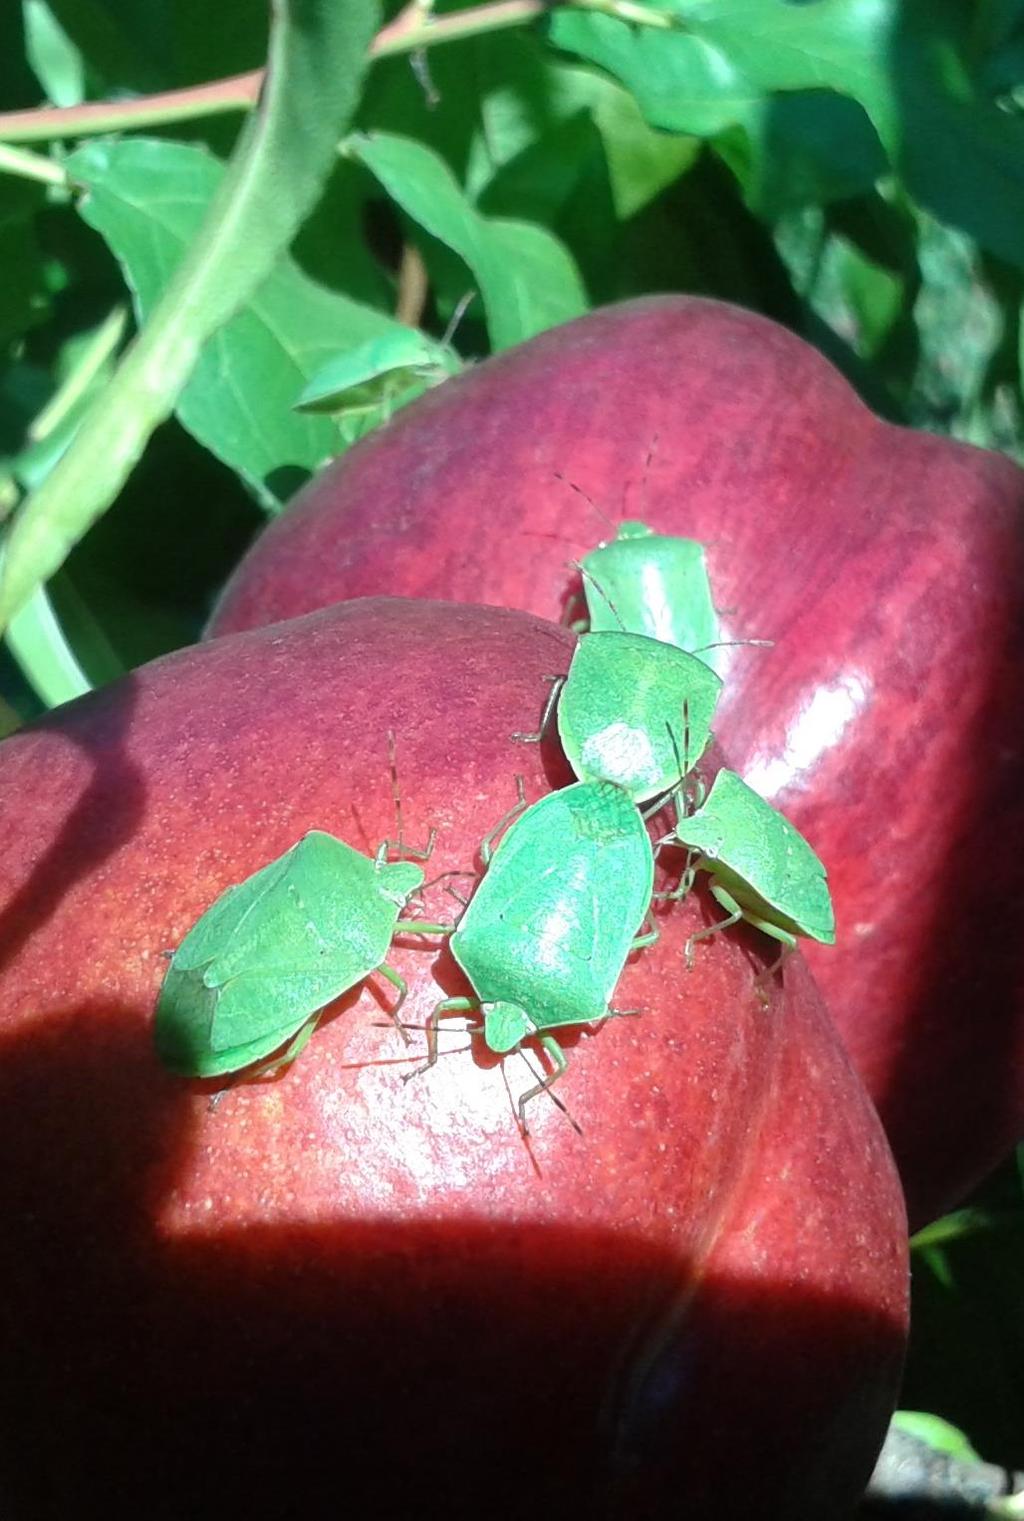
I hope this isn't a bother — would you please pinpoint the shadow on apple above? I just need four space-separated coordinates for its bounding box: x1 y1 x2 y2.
0 1002 903 1520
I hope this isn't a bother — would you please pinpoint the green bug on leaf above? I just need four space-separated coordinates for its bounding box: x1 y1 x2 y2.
408 779 656 1131
665 766 835 960
294 327 463 421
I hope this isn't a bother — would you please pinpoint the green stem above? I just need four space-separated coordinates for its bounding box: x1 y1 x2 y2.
0 140 68 187
0 307 130 703
29 305 128 444
5 584 92 707
0 0 675 145
376 0 551 55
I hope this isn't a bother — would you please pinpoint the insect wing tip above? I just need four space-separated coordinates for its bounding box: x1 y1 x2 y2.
155 964 220 1075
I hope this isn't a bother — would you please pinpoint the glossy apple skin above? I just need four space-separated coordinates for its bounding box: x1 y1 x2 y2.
208 296 1024 1228
0 600 905 1518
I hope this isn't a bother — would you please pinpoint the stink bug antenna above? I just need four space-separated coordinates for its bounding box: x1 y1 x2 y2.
669 705 693 815
441 289 476 348
554 471 618 537
355 1038 474 1063
669 705 689 791
691 637 774 657
670 708 703 883
574 558 627 633
385 731 435 863
670 703 706 814
642 705 691 823
650 710 702 899
631 431 659 520
387 730 405 857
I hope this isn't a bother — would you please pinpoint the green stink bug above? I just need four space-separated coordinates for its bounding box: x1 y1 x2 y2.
294 327 463 420
580 520 720 664
517 631 722 807
556 447 722 668
667 767 835 956
155 829 449 1079
409 780 656 1130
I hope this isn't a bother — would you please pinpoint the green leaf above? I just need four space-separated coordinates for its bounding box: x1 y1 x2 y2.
457 34 692 301
460 32 696 219
23 0 86 106
68 138 404 509
718 93 885 218
364 33 657 315
911 1205 1007 1251
25 0 170 96
349 130 587 349
775 190 921 411
548 1 899 140
10 306 128 494
0 0 380 628
484 215 589 341
572 66 698 219
897 73 1024 277
549 0 1024 273
477 109 605 227
548 14 740 138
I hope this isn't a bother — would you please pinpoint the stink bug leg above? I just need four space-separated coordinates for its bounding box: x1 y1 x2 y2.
513 1034 569 1135
511 676 565 746
403 995 480 1084
377 729 437 865
652 708 702 908
478 777 529 865
630 910 659 954
683 893 745 970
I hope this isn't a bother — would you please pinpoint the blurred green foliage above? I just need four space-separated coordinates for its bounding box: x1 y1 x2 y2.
2 0 1024 1481
4 0 1024 697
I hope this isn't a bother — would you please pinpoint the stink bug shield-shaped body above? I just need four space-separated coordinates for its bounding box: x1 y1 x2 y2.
671 768 835 950
416 781 656 1127
156 831 436 1078
550 631 722 806
294 330 462 417
580 520 721 666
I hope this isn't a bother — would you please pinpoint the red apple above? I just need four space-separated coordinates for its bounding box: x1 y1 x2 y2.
0 599 905 1518
207 296 1024 1228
